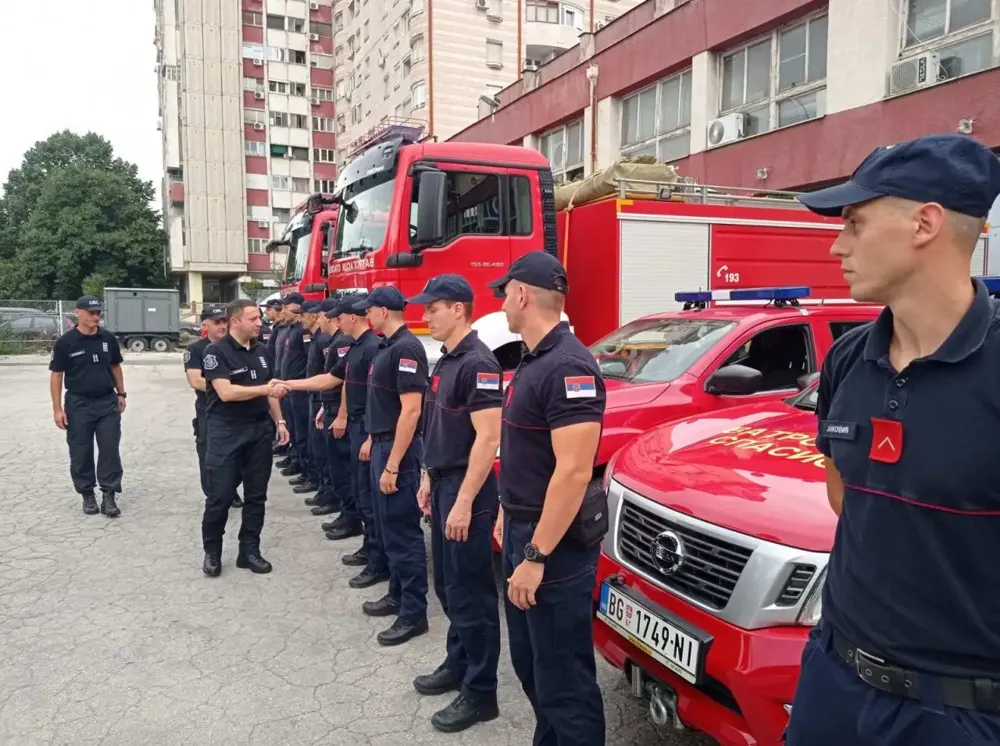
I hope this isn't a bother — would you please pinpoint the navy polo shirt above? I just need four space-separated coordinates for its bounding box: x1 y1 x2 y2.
183 337 211 412
321 330 352 407
203 334 274 423
49 328 124 398
500 322 605 513
331 329 381 421
307 329 331 378
365 326 429 436
280 322 309 380
257 322 272 345
424 331 503 471
817 277 1000 679
270 323 288 374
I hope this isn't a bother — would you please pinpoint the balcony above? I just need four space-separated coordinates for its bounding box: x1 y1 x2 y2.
524 0 583 60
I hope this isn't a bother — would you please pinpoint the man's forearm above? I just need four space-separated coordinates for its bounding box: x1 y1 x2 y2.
457 434 500 504
387 410 420 468
111 364 125 393
531 466 591 555
286 373 341 392
336 393 348 420
50 373 63 411
268 397 284 424
216 383 270 402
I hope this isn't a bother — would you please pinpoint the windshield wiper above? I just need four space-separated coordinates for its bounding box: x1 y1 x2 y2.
342 242 373 256
600 372 630 381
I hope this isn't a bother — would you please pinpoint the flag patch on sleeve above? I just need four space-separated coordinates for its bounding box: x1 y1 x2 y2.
564 376 597 398
476 372 501 390
399 358 418 374
337 346 350 357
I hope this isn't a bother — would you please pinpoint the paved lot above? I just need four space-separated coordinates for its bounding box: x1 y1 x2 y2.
0 354 713 746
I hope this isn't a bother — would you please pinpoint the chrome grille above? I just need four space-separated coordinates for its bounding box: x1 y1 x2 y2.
617 500 754 609
776 564 816 606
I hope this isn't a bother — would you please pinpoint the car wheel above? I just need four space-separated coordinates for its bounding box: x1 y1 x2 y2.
151 337 170 352
126 337 148 353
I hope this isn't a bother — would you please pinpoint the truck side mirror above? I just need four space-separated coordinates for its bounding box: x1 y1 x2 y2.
320 221 332 279
414 171 447 249
705 364 763 396
797 371 820 390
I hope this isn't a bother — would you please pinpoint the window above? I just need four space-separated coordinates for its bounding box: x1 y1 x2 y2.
904 0 991 46
269 47 288 62
270 111 289 127
290 113 308 128
562 6 582 30
273 208 292 222
412 80 427 108
289 17 305 33
486 39 503 68
335 12 344 31
242 43 265 59
412 35 425 62
247 205 271 221
314 148 336 162
526 0 559 23
621 69 692 163
244 109 266 124
718 14 828 136
291 146 309 160
267 14 285 30
242 11 263 26
245 141 267 156
244 76 262 92
720 324 814 392
291 49 307 64
248 238 268 254
538 119 584 182
311 21 333 37
292 177 311 192
290 82 307 96
315 179 337 193
313 86 334 101
313 116 335 131
271 175 291 190
335 46 344 65
830 321 871 340
410 172 503 243
269 80 289 94
163 65 181 81
509 176 533 236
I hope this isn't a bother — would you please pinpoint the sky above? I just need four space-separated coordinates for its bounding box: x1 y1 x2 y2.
0 1 161 201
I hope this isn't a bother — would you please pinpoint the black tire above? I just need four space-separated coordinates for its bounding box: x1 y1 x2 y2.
126 337 148 353
151 337 170 352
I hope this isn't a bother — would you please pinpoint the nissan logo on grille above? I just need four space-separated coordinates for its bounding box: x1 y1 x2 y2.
651 529 686 575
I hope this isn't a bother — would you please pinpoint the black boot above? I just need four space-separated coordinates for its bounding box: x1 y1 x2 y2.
325 521 363 540
81 491 99 515
413 664 462 696
236 548 273 574
362 593 400 617
275 456 292 468
203 552 222 577
377 617 429 646
100 490 121 518
304 494 324 506
292 481 318 494
349 566 390 589
280 465 301 477
311 502 338 515
230 495 243 508
431 693 499 733
273 445 289 457
341 548 369 567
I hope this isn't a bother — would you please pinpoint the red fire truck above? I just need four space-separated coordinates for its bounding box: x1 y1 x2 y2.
267 194 340 302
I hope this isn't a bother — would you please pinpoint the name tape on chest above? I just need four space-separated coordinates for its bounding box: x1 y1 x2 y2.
230 367 249 375
398 358 418 374
70 350 85 358
564 375 597 399
203 354 219 371
476 372 501 390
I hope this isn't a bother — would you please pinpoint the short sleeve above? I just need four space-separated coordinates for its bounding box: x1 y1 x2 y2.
49 336 69 372
108 334 124 364
462 357 504 413
202 345 232 382
395 345 429 394
814 359 836 457
184 343 204 372
543 355 606 430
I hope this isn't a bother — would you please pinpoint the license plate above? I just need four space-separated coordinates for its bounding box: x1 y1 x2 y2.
597 583 701 684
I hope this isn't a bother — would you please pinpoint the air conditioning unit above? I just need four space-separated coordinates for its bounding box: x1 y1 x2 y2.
252 58 264 66
311 97 321 105
309 1 320 8
522 59 539 72
254 91 265 100
310 60 319 67
257 220 269 228
889 52 942 96
595 21 605 29
309 33 320 41
253 122 265 130
476 0 488 9
707 112 746 147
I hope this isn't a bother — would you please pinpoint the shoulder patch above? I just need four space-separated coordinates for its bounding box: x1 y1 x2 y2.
398 358 418 374
564 375 597 398
322 347 330 356
203 354 219 371
476 372 501 390
183 350 191 364
337 346 350 357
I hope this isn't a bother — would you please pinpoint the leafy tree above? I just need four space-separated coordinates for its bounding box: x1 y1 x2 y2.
0 131 166 299
240 278 267 302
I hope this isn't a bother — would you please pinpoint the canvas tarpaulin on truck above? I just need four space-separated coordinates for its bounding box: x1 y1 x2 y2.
554 157 682 211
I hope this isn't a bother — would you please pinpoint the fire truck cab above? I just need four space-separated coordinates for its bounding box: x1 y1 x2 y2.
268 194 340 302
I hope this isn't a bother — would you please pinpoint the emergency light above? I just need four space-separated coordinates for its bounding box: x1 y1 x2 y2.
674 286 811 304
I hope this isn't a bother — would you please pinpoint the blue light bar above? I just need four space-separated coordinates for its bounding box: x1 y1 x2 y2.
674 286 811 303
980 276 1000 293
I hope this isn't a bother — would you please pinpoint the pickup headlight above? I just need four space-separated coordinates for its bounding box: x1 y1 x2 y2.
797 569 825 626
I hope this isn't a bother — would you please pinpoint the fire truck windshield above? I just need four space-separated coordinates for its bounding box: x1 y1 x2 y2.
332 178 394 259
590 318 736 383
284 230 312 283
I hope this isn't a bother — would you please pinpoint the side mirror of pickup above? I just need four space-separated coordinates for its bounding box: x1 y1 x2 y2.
706 364 763 396
797 371 821 390
414 171 447 249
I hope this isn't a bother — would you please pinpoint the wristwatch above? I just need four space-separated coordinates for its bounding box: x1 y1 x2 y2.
523 543 549 563
277 419 287 425
117 392 127 398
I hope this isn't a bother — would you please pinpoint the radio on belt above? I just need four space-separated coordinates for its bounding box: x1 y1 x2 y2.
675 285 811 310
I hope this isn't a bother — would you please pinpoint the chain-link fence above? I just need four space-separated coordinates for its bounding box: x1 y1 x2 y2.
0 300 78 355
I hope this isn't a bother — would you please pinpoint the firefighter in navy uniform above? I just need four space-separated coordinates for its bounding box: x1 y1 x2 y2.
258 299 279 345
407 275 503 733
49 296 127 518
282 295 318 490
785 137 1000 745
316 301 353 518
270 299 294 462
488 252 608 746
302 298 335 509
352 286 430 647
201 299 290 577
183 306 242 509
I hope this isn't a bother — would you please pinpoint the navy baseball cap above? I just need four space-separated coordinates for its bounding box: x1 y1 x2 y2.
200 306 226 321
293 300 321 314
281 292 305 305
799 134 1000 218
353 286 406 312
407 274 474 305
488 251 568 297
264 298 283 309
75 296 104 311
334 294 367 316
318 298 340 313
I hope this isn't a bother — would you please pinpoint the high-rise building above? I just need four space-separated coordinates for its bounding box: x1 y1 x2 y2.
155 0 337 308
333 0 639 164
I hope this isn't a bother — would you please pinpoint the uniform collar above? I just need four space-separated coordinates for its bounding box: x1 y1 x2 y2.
351 328 374 346
381 324 411 348
526 321 571 358
864 278 994 365
223 333 253 351
440 330 479 358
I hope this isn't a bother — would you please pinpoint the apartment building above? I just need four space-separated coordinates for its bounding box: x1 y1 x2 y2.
155 0 338 307
333 0 639 164
452 0 1000 197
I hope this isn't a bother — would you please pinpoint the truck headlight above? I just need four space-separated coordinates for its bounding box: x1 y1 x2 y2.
797 569 825 626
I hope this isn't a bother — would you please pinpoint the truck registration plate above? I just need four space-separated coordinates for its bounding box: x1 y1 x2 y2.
598 583 701 684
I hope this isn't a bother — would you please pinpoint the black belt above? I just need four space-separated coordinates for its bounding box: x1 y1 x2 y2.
832 630 1000 713
370 432 394 443
426 466 465 480
500 502 542 522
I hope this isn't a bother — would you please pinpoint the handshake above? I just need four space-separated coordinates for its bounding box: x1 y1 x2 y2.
266 379 294 399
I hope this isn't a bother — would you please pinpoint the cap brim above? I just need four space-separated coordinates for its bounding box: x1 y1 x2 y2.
797 181 886 217
405 292 440 305
351 299 374 311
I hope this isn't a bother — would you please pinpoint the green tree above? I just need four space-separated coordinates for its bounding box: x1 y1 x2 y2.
0 131 166 298
240 278 267 302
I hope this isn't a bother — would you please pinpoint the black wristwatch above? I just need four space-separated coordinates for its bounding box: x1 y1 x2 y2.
117 392 127 399
523 543 549 563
